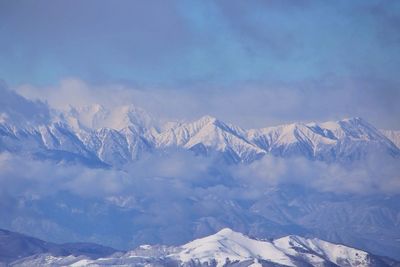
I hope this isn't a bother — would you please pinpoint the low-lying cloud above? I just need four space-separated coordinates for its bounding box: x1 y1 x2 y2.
1 150 399 207
232 155 400 195
1 150 399 248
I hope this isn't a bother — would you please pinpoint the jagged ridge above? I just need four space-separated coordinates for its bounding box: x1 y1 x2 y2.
1 104 399 166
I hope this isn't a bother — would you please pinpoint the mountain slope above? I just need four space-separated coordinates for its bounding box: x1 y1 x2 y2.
381 130 400 149
273 235 382 267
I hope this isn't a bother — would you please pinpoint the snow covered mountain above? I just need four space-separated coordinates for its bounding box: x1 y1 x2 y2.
156 115 265 163
9 228 398 267
247 117 399 162
1 103 399 166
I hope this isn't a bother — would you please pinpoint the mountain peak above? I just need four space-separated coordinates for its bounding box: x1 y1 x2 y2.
179 228 295 267
215 227 234 236
197 115 218 125
339 116 370 125
61 103 157 131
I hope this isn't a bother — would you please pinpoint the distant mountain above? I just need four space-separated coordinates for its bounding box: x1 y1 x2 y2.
248 117 399 162
9 228 398 267
1 103 399 166
0 228 118 265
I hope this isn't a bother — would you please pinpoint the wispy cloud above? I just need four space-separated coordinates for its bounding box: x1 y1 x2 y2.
14 77 400 130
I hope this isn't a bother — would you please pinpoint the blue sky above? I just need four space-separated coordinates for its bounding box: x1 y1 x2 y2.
1 0 399 128
1 0 399 86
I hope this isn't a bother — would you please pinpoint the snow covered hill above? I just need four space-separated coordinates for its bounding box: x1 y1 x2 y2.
1 103 399 166
0 228 118 265
9 228 397 267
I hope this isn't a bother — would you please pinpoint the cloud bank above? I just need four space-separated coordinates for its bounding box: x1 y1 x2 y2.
0 137 398 248
1 149 399 209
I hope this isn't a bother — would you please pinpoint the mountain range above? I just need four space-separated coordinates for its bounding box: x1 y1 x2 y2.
1 104 399 167
4 228 399 267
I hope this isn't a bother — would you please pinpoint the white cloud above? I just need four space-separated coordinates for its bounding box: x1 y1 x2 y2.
1 148 399 208
13 77 400 130
232 155 400 195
